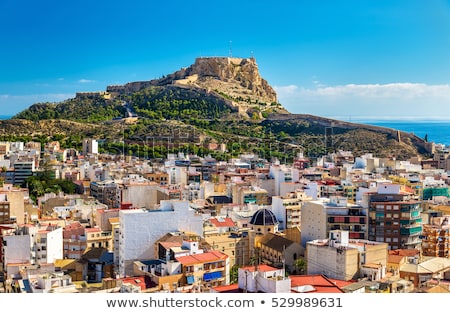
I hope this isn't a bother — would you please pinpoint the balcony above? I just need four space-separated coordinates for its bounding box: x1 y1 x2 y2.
203 263 225 272
400 226 422 235
203 271 223 282
400 204 421 213
402 239 422 246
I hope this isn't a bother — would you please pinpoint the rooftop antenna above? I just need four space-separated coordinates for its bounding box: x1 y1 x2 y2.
229 40 233 57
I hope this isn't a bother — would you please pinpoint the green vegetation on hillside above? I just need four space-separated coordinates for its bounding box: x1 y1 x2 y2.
128 86 233 122
5 82 428 162
13 98 126 122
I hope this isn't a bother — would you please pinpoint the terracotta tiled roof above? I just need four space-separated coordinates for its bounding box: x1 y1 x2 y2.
240 264 278 273
159 241 182 249
176 251 228 265
85 227 100 233
211 283 241 293
119 276 147 290
389 248 420 257
210 217 235 228
290 274 348 293
388 254 406 264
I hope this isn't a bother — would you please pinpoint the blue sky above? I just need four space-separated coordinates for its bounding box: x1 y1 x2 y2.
1 0 450 120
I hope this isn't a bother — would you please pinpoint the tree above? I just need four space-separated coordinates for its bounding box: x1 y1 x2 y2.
26 177 46 202
229 265 239 284
293 258 307 274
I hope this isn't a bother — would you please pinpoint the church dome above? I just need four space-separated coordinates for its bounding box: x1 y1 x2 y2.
249 208 278 226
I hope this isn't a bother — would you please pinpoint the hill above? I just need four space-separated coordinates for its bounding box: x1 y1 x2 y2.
3 57 433 161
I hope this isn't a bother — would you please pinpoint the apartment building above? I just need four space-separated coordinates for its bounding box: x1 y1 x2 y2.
301 196 368 247
306 230 388 281
237 264 291 293
33 225 63 265
133 237 229 292
82 138 98 156
421 215 450 257
89 180 121 208
176 250 229 291
62 221 87 259
203 226 251 268
2 223 62 273
12 160 35 186
120 177 159 210
271 190 311 230
85 227 113 251
118 200 203 276
0 194 10 224
232 185 269 205
363 183 422 250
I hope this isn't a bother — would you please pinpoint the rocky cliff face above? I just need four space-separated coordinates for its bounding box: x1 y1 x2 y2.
107 57 286 117
172 57 279 109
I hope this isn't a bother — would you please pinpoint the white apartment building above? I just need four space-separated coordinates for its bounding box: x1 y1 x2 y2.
237 264 291 293
306 230 388 281
118 200 203 276
301 196 368 247
3 229 34 268
121 177 159 209
34 227 63 265
271 191 312 230
82 138 98 156
269 164 300 196
3 225 62 271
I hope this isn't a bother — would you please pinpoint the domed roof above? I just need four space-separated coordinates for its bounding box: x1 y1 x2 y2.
249 208 278 226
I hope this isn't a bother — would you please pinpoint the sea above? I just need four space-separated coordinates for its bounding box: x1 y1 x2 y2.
356 120 450 147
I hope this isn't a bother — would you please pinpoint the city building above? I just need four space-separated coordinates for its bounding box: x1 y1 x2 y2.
271 190 311 231
82 138 98 156
306 230 388 281
363 183 422 250
90 180 121 208
301 196 368 248
62 221 87 259
232 185 269 205
12 160 35 186
237 264 291 293
257 232 304 272
176 250 229 292
118 200 203 276
421 215 450 257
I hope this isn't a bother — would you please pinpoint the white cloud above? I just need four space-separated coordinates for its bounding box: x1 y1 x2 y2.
274 84 299 95
78 79 96 83
274 83 450 120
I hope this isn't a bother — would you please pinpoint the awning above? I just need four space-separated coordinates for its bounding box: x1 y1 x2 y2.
187 276 195 284
203 271 222 281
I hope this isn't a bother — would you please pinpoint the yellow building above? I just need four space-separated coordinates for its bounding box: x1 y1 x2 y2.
85 227 113 251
